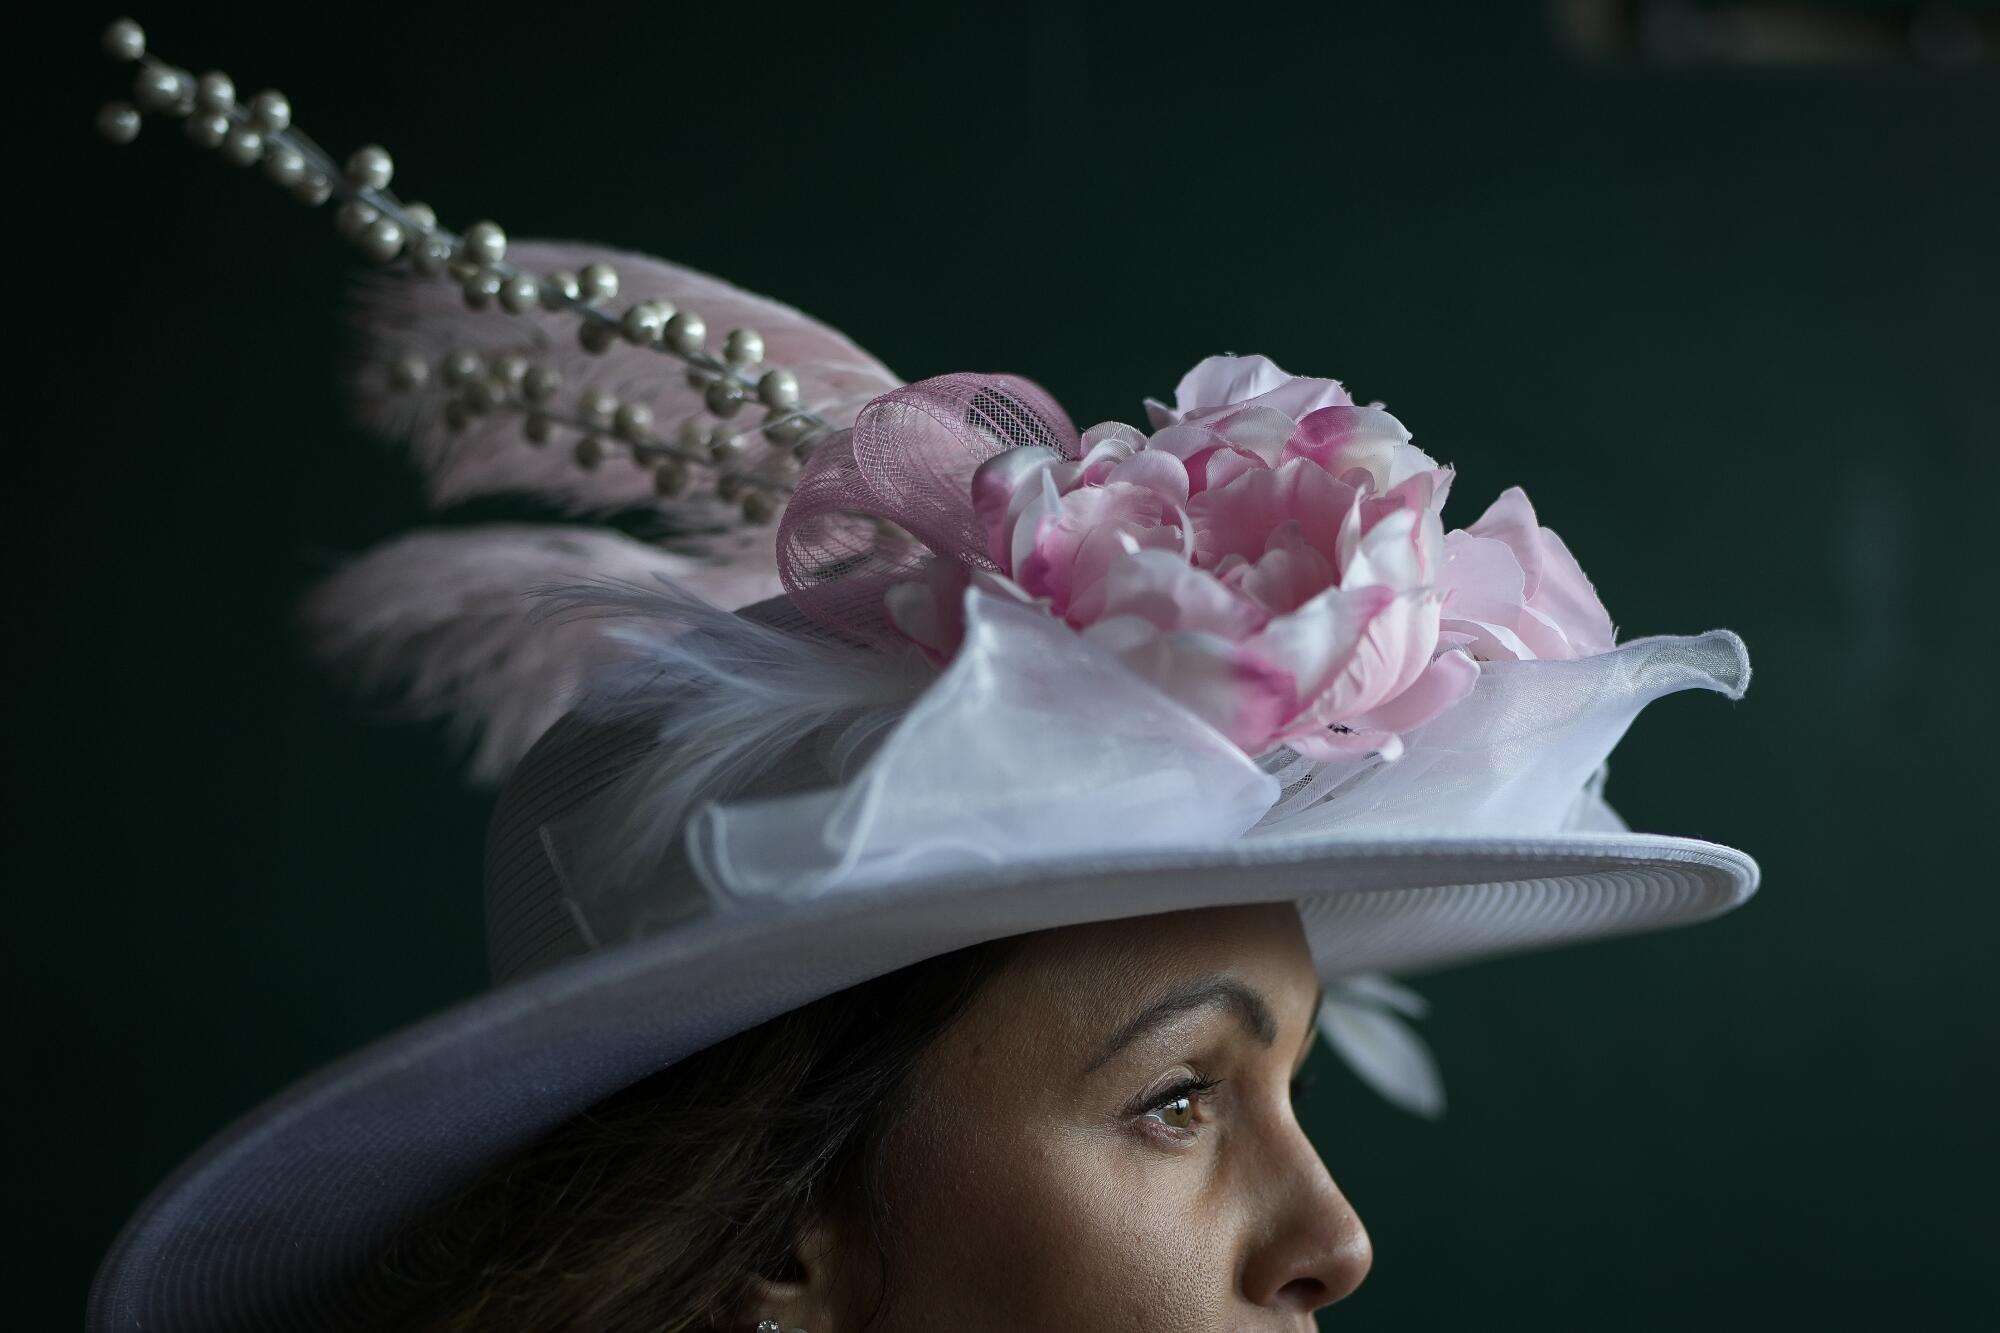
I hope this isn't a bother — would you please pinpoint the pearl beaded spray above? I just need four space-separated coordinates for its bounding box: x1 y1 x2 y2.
93 16 836 527
92 17 907 788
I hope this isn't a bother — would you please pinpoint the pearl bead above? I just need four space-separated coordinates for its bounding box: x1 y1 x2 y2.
463 377 507 412
408 234 451 271
336 200 378 238
740 490 776 525
294 173 334 208
523 366 562 403
704 379 745 418
675 419 709 452
578 263 619 304
346 144 393 191
579 390 617 429
524 413 554 445
97 102 141 145
620 302 666 345
401 201 437 233
133 65 186 113
443 351 484 385
462 268 503 309
763 413 803 446
614 402 654 441
543 271 581 307
462 221 506 266
249 89 290 133
493 354 530 384
653 459 689 497
103 18 145 62
663 311 706 356
756 368 800 411
723 328 764 367
191 71 232 113
574 435 609 469
716 473 744 502
263 145 306 187
184 111 228 148
499 273 541 314
388 356 429 390
220 128 264 167
360 219 406 263
708 432 744 463
577 320 617 354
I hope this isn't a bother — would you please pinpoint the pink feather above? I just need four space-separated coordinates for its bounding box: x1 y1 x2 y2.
315 245 903 781
346 240 902 516
299 524 783 785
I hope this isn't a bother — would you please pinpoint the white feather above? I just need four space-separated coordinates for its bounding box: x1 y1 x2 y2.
1319 981 1447 1119
298 524 782 784
346 240 902 516
530 574 934 911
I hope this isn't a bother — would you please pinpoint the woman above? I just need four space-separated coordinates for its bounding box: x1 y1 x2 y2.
88 18 1757 1332
392 906 1361 1330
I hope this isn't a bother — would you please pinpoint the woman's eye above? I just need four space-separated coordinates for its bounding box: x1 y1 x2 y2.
1138 1077 1217 1132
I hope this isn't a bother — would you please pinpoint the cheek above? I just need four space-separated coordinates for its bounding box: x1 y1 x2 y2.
878 1124 1235 1333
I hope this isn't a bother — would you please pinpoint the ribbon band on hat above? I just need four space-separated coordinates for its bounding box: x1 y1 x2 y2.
777 373 1080 648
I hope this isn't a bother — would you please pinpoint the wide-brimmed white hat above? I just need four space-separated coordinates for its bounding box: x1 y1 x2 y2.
88 574 1753 1331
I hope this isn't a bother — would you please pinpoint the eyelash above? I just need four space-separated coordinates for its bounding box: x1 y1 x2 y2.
1136 1070 1318 1129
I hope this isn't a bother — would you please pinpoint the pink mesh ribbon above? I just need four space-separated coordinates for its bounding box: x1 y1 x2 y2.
777 373 1080 645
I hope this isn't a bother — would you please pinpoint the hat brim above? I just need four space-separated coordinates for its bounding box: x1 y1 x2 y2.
89 831 1755 1332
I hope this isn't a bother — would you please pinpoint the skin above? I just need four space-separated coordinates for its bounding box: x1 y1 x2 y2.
751 902 1372 1330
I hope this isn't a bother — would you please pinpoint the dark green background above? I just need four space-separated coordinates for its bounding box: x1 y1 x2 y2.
27 2 1996 1328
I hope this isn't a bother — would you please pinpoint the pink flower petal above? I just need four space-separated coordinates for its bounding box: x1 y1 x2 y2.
1065 518 1187 625
1242 581 1396 717
1191 457 1355 570
1340 646 1480 735
1103 449 1191 510
1085 615 1299 750
1193 404 1300 467
1272 585 1443 728
1075 422 1147 484
1285 405 1441 490
1016 481 1181 613
972 447 1065 570
1457 488 1616 659
1519 523 1616 656
1155 355 1354 424
1093 547 1269 639
1343 505 1443 594
1224 520 1340 615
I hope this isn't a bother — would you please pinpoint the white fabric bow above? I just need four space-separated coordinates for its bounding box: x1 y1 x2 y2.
688 587 1750 905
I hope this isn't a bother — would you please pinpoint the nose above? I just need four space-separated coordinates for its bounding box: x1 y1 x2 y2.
1239 1135 1374 1314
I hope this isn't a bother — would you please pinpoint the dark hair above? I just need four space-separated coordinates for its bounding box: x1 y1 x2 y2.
382 940 1008 1332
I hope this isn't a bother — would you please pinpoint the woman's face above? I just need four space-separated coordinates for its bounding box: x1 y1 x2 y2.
772 902 1371 1330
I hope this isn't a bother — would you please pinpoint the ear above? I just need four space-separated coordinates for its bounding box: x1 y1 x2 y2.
739 1213 860 1333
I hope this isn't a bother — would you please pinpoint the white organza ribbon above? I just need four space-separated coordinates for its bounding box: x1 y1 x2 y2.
688 586 1751 906
1249 628 1752 842
688 589 1281 904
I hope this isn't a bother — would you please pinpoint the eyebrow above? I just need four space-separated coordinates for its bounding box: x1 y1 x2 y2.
1087 975 1279 1073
